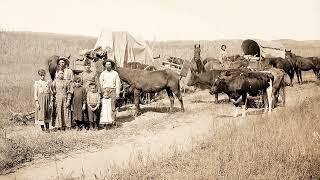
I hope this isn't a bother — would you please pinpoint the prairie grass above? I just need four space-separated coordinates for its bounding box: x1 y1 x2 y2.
1 30 320 173
106 95 320 179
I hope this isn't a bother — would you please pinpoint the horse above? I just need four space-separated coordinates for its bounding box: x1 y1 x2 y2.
285 50 320 83
47 55 71 80
116 67 184 116
261 56 295 86
190 44 205 74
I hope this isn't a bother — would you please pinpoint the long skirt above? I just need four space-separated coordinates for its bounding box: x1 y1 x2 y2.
35 93 51 125
100 97 116 125
55 94 71 128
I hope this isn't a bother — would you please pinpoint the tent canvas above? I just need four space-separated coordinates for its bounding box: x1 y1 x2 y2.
94 30 154 67
241 39 286 59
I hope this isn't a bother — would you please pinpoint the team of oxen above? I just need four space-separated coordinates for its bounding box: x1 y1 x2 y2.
48 46 320 118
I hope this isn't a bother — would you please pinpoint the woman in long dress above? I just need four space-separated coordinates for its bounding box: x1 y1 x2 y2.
34 69 53 131
52 70 72 130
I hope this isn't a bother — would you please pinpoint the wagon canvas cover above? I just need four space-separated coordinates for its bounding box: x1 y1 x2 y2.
241 39 286 59
94 30 154 67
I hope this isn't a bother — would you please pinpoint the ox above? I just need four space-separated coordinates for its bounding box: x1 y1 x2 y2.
123 62 158 104
210 71 274 117
186 68 251 103
262 67 286 108
116 67 184 116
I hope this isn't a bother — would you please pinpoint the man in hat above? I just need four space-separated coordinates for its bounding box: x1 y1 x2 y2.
80 59 99 91
57 56 74 81
99 59 121 128
218 44 228 68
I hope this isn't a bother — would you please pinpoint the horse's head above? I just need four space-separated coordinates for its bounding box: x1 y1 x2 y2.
285 49 297 64
193 44 201 59
285 49 294 59
190 44 204 73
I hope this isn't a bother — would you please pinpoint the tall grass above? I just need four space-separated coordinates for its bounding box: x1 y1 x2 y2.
107 96 320 179
1 30 320 173
0 31 95 127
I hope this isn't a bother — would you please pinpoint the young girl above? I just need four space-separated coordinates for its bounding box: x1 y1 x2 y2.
52 70 72 130
34 69 53 131
71 76 86 130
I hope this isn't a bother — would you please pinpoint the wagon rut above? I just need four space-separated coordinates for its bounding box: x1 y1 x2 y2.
1 83 318 180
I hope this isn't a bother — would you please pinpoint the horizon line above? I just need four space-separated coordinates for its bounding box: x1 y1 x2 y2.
2 30 320 42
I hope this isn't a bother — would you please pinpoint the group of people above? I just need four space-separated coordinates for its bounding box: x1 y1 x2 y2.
34 57 121 132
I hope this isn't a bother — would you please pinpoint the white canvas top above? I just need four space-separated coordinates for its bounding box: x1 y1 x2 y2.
241 39 286 59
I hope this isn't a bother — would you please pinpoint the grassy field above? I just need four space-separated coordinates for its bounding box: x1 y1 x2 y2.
1 30 320 174
107 95 320 179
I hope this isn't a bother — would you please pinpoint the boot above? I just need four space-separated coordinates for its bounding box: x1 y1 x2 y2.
95 122 100 130
45 123 50 130
40 125 45 131
45 123 50 132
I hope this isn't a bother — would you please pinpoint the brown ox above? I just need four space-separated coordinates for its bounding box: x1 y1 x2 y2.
116 67 184 116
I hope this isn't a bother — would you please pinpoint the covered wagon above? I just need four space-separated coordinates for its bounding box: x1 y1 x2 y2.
241 39 286 70
71 30 156 74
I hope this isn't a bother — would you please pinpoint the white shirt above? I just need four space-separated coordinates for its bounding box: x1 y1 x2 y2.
218 50 228 64
99 70 121 95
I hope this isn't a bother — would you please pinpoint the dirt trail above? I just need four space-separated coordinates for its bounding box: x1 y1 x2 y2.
1 82 318 180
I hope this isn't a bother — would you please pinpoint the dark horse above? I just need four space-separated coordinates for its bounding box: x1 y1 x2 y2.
261 56 295 86
116 67 184 116
285 50 320 84
190 44 205 74
47 55 71 80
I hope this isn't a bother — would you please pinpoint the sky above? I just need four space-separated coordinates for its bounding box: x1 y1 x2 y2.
0 0 319 41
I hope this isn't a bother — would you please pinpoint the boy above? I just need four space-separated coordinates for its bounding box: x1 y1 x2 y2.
87 82 101 130
71 77 86 131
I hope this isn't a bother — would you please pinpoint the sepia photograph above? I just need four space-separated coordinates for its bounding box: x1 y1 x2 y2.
0 0 320 179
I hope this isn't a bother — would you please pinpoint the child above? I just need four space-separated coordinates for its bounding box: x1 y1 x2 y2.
87 82 101 130
52 70 72 130
71 76 86 131
34 69 53 131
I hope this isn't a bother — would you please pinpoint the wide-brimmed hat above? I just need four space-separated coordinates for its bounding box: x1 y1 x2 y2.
102 59 116 68
57 56 70 65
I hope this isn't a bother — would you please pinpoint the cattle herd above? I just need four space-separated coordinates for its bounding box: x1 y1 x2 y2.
48 46 320 119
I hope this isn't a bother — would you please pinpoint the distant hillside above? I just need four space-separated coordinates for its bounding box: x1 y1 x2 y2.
1 31 319 65
275 39 320 57
151 39 320 60
0 31 96 64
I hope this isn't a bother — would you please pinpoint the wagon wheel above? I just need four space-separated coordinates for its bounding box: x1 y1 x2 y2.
256 91 265 109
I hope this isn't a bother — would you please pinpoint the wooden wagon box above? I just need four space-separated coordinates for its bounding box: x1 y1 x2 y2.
160 59 190 77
